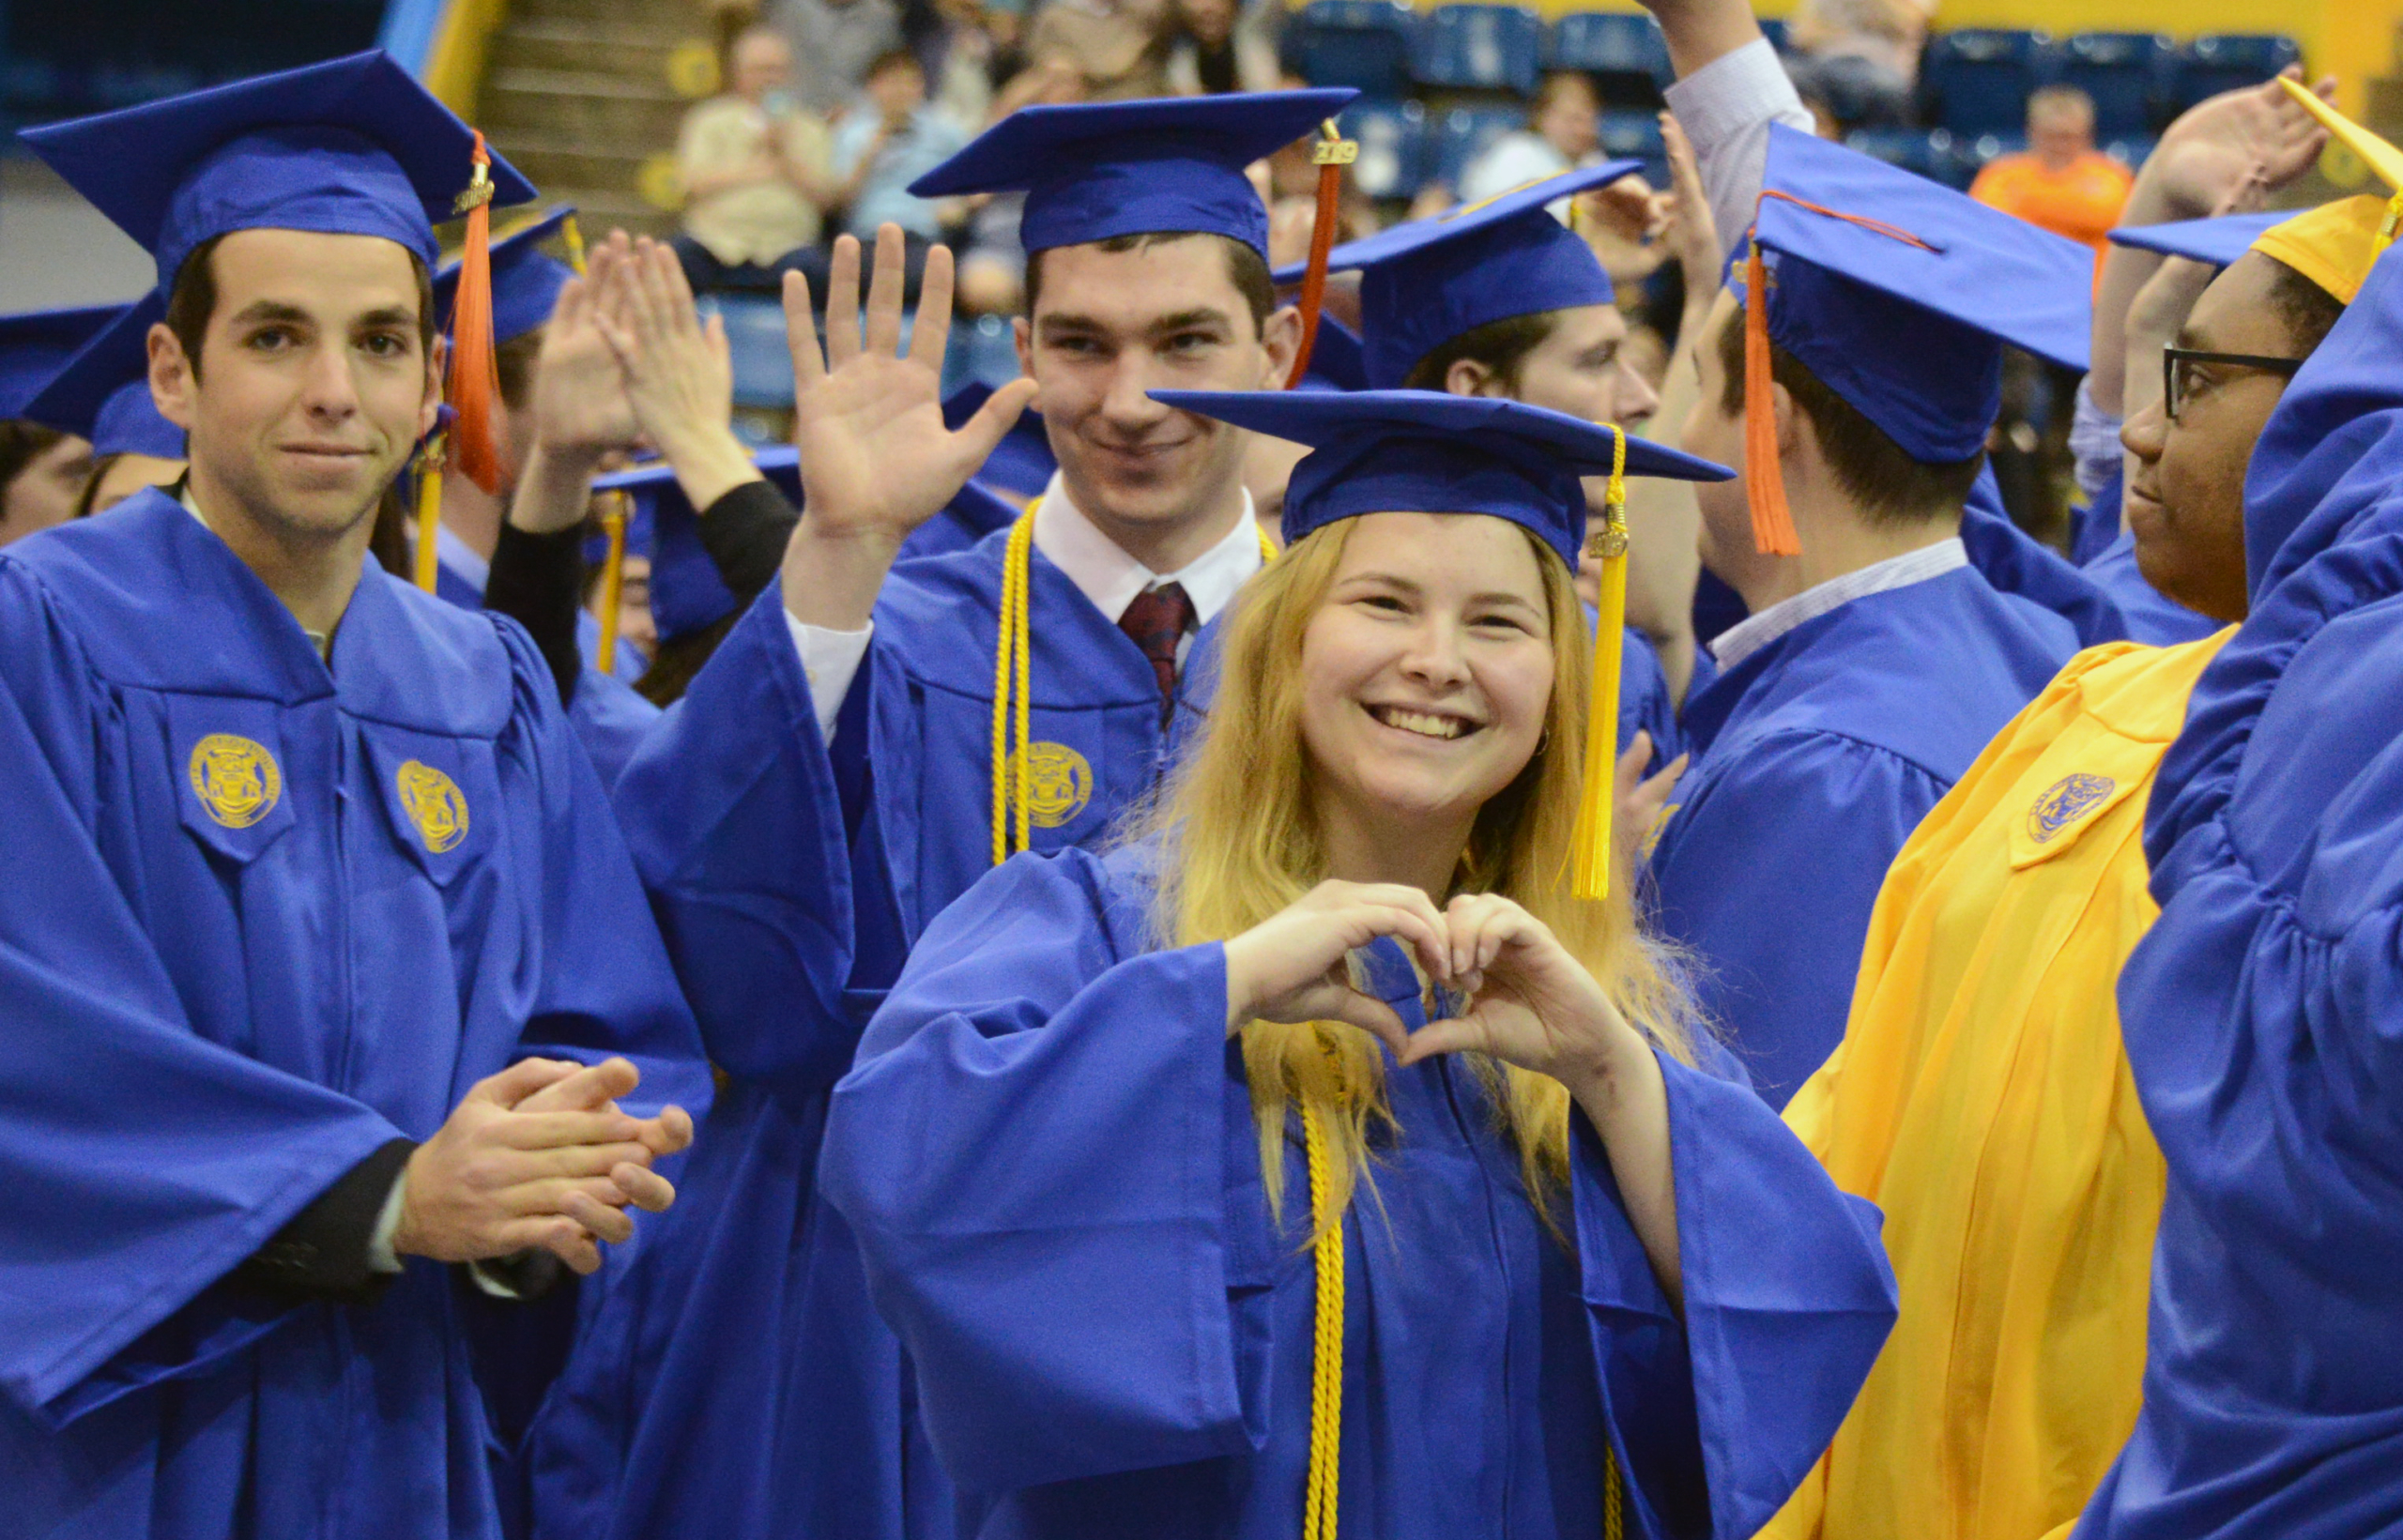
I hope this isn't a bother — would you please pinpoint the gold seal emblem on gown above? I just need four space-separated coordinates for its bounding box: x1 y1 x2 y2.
396 760 470 853
1010 741 1094 829
188 734 283 829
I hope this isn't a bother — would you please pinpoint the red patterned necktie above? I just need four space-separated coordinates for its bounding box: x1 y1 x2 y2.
1118 581 1197 723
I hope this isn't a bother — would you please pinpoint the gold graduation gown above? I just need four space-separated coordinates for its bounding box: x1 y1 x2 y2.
1759 632 2230 1540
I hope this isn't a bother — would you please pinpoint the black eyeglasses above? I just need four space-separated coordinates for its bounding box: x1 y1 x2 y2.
2164 346 2305 423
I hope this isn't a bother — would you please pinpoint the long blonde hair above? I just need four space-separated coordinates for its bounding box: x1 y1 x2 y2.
1137 515 1697 1234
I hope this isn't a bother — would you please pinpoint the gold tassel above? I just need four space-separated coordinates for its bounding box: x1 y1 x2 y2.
413 432 448 594
1571 426 1630 901
594 493 628 675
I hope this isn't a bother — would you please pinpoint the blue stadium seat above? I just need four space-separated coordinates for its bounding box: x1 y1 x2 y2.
1412 4 1545 96
1845 127 1950 183
2170 34 2303 113
1953 130 2028 186
1547 11 1670 90
702 296 798 410
1340 99 1429 199
941 314 1024 400
1427 103 1526 191
1596 108 1663 161
1921 29 2053 138
2104 134 2158 173
1285 0 1417 99
2054 32 2171 137
1759 17 1789 53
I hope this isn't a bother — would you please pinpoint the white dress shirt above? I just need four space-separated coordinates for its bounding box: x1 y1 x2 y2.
1708 537 1967 671
1663 38 1816 267
786 473 1264 740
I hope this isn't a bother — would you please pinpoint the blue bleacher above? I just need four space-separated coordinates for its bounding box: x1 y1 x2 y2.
1921 28 2054 137
1952 130 2028 186
2104 135 2158 173
2054 32 2172 136
1341 98 1431 199
2170 34 2304 112
1546 11 1671 97
1412 4 1545 96
1285 0 1418 100
702 296 798 411
1427 103 1526 191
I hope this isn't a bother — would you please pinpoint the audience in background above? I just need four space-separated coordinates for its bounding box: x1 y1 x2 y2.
1972 85 2136 263
773 0 907 112
1460 70 1603 203
673 25 836 295
830 49 972 294
1024 0 1173 99
1165 0 1278 96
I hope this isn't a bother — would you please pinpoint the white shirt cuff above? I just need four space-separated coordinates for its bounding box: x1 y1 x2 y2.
784 609 875 744
2070 378 2126 500
366 1167 406 1274
1664 38 1815 263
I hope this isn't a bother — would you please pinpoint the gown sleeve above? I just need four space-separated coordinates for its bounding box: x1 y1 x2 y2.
612 584 888 1097
1651 729 1950 1107
818 850 1263 1497
1572 1054 1895 1539
0 565 407 1426
491 617 711 1120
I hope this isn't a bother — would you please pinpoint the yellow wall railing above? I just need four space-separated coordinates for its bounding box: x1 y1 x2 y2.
422 0 513 120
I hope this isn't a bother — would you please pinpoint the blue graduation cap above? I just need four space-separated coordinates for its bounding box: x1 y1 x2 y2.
436 207 576 347
20 293 185 460
1730 124 2095 554
1272 161 1643 389
908 90 1356 257
942 381 1055 502
21 51 535 290
1153 386 1729 902
1150 387 1729 563
2107 212 2290 268
0 305 119 420
1297 314 1368 393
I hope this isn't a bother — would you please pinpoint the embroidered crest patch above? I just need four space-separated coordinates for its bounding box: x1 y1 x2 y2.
396 759 470 853
1008 741 1094 830
188 734 283 829
2028 772 2116 845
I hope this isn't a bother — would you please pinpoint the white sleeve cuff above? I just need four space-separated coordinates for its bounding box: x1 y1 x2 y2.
2070 378 2127 500
784 610 875 744
1664 38 1815 258
366 1167 406 1274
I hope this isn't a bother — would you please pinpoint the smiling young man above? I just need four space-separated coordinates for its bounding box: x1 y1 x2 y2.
532 90 1352 1540
0 53 704 1540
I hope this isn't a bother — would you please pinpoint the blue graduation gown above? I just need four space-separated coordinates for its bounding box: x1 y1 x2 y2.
1647 566 2077 1106
1959 469 2129 648
435 549 662 788
2080 528 2220 647
541 524 1682 1538
0 490 707 1540
818 843 1897 1538
2069 467 2122 566
2074 247 2403 1540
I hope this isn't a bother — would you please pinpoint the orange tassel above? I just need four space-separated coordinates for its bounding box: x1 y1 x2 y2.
1284 120 1356 389
1742 238 1801 557
446 132 505 495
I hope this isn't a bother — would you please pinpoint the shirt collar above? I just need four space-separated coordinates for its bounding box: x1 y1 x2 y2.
1709 537 1968 671
1031 470 1263 627
180 480 336 660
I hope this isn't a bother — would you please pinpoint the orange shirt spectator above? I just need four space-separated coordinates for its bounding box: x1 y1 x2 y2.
1971 85 2134 264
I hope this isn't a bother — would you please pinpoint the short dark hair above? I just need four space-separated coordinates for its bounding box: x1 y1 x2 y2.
864 47 923 82
2262 254 2347 358
1024 231 1277 335
496 328 545 414
0 419 67 499
1400 310 1558 393
164 233 436 383
1715 303 1983 525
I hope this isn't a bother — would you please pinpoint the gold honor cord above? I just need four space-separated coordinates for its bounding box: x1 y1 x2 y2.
987 505 1279 864
1570 425 1630 901
413 431 448 593
1301 1104 1342 1540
